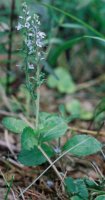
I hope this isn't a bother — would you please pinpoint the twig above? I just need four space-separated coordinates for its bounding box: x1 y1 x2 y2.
76 74 105 91
69 126 105 136
38 146 63 182
4 129 17 159
0 140 17 151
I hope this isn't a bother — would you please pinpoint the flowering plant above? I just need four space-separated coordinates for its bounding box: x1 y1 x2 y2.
2 2 103 198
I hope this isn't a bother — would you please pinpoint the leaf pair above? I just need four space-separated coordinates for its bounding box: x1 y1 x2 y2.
2 116 102 167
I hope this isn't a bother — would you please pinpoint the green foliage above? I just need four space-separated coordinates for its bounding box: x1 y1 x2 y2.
39 112 68 142
44 3 104 38
93 98 105 129
65 99 93 120
47 67 76 94
62 134 102 156
71 196 83 200
95 195 105 200
65 176 105 200
18 144 54 166
48 37 82 66
21 127 38 150
65 177 78 194
94 98 105 118
65 177 89 199
48 35 105 66
2 117 28 134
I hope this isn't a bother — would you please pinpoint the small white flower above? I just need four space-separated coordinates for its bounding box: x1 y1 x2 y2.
22 2 27 9
38 31 46 38
26 16 31 21
19 16 23 19
36 39 42 47
27 11 29 15
25 21 30 28
28 63 34 69
16 23 23 30
29 33 33 37
54 147 61 154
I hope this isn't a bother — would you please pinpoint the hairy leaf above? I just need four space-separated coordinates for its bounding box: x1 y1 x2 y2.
2 117 28 134
65 177 78 194
75 179 88 199
18 144 54 166
21 127 38 150
95 196 105 200
62 135 102 156
39 112 68 142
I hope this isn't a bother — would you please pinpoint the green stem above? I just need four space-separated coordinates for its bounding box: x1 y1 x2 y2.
35 64 40 129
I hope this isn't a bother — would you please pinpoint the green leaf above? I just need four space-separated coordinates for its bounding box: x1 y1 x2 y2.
65 177 78 194
2 117 28 134
60 23 84 29
62 135 102 156
75 179 88 199
47 67 76 94
65 100 81 117
94 98 105 118
95 195 105 200
65 99 93 120
93 98 105 129
39 112 68 142
44 4 104 38
21 127 38 150
48 37 82 66
65 177 88 199
18 144 54 166
48 35 105 66
71 196 83 200
84 178 97 188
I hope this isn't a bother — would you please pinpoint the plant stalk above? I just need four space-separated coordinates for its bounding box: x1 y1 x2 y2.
35 64 40 129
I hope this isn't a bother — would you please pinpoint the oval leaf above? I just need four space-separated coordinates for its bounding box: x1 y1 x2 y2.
21 127 38 150
47 67 76 94
62 135 102 156
2 117 28 134
18 144 54 166
71 196 83 200
95 196 105 200
39 112 68 142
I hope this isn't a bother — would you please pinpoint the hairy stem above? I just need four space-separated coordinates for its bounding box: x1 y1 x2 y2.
35 64 40 129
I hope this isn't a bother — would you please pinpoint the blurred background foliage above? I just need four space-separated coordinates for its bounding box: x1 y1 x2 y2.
0 0 105 93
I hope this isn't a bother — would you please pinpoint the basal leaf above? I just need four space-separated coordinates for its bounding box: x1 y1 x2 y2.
47 67 76 94
39 112 68 142
95 195 105 200
62 135 102 156
65 177 78 194
75 179 88 199
71 196 83 200
65 99 93 120
94 98 105 118
18 144 54 166
65 177 88 199
21 127 38 150
2 117 28 134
